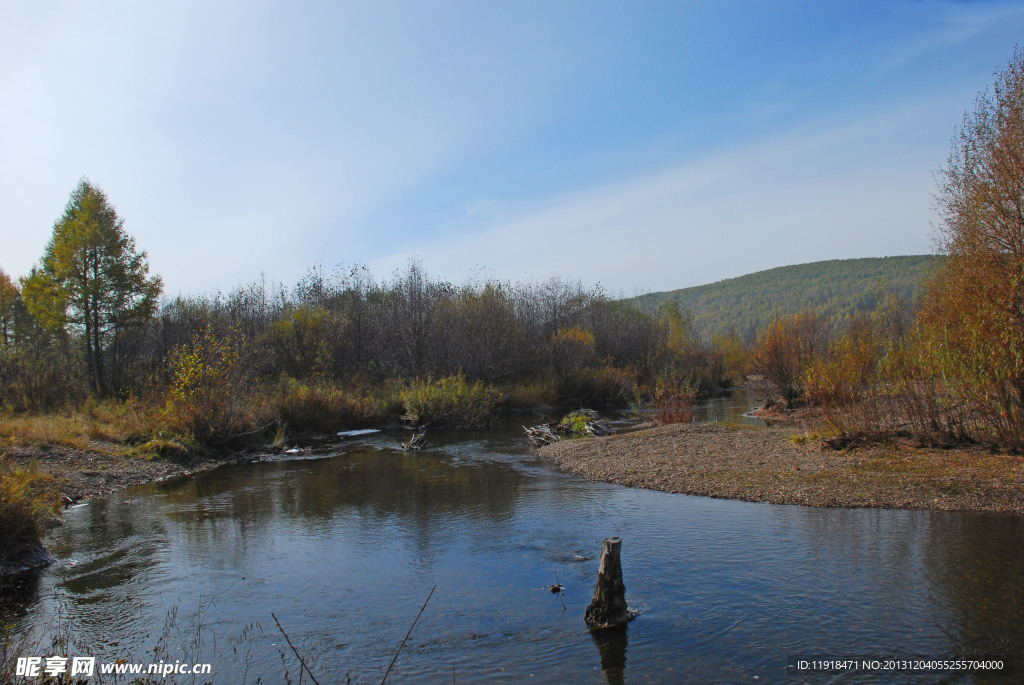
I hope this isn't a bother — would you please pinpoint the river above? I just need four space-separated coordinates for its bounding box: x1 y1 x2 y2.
9 393 1024 683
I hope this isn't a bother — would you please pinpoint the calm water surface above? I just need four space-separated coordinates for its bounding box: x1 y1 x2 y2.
11 395 1024 683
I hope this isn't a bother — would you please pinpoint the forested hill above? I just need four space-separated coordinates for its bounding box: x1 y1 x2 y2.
633 255 945 341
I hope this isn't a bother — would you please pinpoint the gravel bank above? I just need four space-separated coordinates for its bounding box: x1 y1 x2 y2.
8 445 256 503
538 423 1024 513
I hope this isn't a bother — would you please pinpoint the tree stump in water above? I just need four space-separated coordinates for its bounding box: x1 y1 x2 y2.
584 536 632 629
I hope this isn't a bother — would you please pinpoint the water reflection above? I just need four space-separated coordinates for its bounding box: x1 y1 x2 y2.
12 413 1024 683
591 626 628 684
691 388 764 426
1 570 42 614
923 514 1024 669
164 445 525 523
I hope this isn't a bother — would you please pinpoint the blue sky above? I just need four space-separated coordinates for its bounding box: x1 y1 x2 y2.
2 1 1023 296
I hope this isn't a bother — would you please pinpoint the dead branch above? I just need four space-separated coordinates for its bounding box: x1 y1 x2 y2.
271 611 322 685
380 586 436 685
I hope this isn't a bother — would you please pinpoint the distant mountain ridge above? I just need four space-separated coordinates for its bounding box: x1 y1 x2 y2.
633 255 945 341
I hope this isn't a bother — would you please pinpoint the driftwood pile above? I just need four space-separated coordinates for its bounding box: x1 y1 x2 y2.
401 429 428 451
524 423 560 446
524 409 613 447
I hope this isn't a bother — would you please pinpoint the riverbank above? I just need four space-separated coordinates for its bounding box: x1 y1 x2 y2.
2 438 306 578
537 423 1024 513
2 445 260 574
6 444 258 503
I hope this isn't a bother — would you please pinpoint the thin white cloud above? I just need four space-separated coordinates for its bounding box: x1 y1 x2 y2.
878 0 1024 73
3 1 1023 296
0 1 581 292
369 90 961 292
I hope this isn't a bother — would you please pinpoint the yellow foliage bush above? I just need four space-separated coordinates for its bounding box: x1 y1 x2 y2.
400 373 505 428
164 326 266 444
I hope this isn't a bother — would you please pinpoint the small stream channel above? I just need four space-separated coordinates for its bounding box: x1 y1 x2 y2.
8 391 1024 683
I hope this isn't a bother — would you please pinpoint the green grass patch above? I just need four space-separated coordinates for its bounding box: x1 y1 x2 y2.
789 427 836 444
558 411 592 435
400 373 506 428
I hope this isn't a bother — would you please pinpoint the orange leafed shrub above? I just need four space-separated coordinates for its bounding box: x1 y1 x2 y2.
750 310 825 408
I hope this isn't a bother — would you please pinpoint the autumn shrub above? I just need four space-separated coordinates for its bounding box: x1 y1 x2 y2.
556 363 636 408
804 315 899 438
814 317 976 448
164 326 268 445
0 343 84 412
899 260 1024 451
802 51 1024 451
374 378 409 417
503 378 557 409
0 454 60 571
804 295 985 447
921 49 1024 451
400 373 505 428
649 376 696 425
885 324 977 446
711 329 749 387
274 377 382 432
266 305 342 380
750 310 826 408
549 327 598 378
646 302 713 394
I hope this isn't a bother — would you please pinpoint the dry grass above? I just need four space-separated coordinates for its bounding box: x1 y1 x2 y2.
503 379 557 409
0 380 395 456
0 453 62 568
0 412 93 450
0 398 155 454
274 377 383 432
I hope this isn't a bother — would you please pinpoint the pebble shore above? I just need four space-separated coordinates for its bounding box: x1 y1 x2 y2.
10 422 1024 513
538 422 1024 513
9 445 255 503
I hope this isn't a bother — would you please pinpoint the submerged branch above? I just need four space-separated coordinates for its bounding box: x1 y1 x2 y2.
271 611 322 685
381 586 436 685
